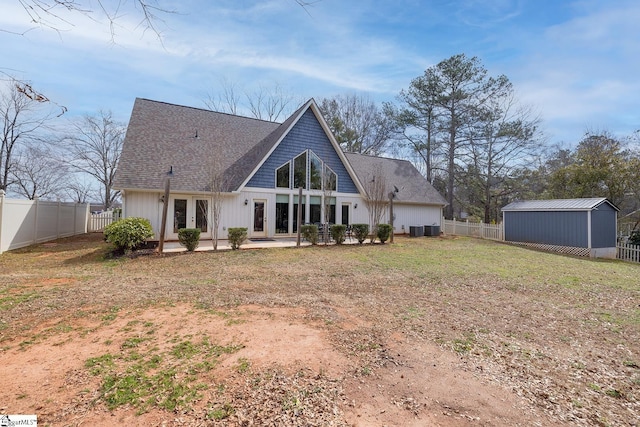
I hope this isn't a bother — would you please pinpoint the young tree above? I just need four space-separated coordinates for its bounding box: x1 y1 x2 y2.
318 94 396 156
362 162 387 243
63 110 126 209
207 158 227 251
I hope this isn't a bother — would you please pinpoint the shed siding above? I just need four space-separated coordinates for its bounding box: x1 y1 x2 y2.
591 203 617 248
246 109 359 193
505 211 588 247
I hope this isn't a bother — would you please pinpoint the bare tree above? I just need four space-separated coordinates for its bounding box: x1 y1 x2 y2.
204 80 298 122
1 80 63 194
362 162 388 243
64 175 95 203
203 78 241 115
10 145 68 200
7 0 175 41
207 158 227 251
318 94 396 156
63 110 125 209
246 83 296 122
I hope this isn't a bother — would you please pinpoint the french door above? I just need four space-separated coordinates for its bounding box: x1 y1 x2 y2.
170 197 210 239
253 199 267 237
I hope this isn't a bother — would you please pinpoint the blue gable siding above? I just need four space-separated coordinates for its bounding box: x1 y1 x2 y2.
505 211 588 247
591 203 617 248
246 109 359 193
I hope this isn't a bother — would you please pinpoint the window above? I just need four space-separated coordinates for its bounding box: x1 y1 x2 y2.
325 197 336 224
276 194 289 234
276 162 290 188
293 152 307 189
293 195 306 233
324 165 337 191
196 199 208 232
310 152 322 190
310 196 321 224
173 199 187 233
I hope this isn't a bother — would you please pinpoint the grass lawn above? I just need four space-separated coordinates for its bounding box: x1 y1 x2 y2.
0 233 638 426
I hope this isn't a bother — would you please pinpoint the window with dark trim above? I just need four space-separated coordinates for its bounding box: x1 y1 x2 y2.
276 162 290 188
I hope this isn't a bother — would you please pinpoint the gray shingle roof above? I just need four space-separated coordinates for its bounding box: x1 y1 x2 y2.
344 152 447 205
502 198 619 212
114 98 281 193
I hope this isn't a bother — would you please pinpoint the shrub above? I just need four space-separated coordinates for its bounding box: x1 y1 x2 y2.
103 217 154 252
330 224 346 244
178 228 201 251
301 224 319 245
377 224 392 244
630 230 640 246
228 227 247 250
351 223 369 244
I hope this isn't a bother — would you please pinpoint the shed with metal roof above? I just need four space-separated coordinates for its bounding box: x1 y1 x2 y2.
501 198 619 258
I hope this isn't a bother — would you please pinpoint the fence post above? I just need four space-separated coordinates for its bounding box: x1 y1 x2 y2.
0 190 4 254
33 196 39 245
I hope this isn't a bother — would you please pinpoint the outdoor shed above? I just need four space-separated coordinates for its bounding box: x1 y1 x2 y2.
501 198 619 258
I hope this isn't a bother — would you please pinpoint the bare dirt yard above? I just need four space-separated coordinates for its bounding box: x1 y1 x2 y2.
0 233 638 426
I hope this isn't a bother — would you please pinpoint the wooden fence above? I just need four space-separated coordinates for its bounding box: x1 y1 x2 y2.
88 210 122 232
617 243 640 263
0 192 89 254
442 219 504 241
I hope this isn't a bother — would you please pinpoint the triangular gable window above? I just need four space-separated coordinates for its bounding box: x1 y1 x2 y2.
274 150 338 191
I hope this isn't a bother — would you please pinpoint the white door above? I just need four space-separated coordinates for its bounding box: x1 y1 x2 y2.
252 199 267 237
169 197 211 239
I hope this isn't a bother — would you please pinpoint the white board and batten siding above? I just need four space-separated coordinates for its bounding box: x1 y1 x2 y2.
392 204 442 234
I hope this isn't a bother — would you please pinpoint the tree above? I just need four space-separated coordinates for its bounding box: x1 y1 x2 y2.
10 145 68 200
548 132 629 206
395 71 444 183
460 93 542 222
63 110 125 209
204 80 299 122
7 0 175 41
206 158 227 251
1 80 62 194
362 162 388 243
318 94 396 155
397 54 513 219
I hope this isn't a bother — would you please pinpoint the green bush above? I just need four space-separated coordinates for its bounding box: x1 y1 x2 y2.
178 228 201 251
103 217 154 252
228 227 247 250
629 230 640 246
352 223 369 244
330 224 346 244
301 224 319 245
377 224 392 244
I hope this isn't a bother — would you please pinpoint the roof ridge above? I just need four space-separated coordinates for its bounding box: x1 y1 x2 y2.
135 97 283 124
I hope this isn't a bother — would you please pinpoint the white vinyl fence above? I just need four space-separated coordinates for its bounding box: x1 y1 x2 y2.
89 210 122 232
0 192 89 254
617 243 640 263
442 219 504 241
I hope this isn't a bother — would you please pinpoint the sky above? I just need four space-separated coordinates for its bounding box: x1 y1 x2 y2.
1 0 639 147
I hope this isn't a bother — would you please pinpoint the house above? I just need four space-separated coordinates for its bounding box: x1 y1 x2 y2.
501 198 619 258
114 98 447 241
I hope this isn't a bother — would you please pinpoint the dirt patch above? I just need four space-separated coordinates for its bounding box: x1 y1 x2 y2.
0 304 542 426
